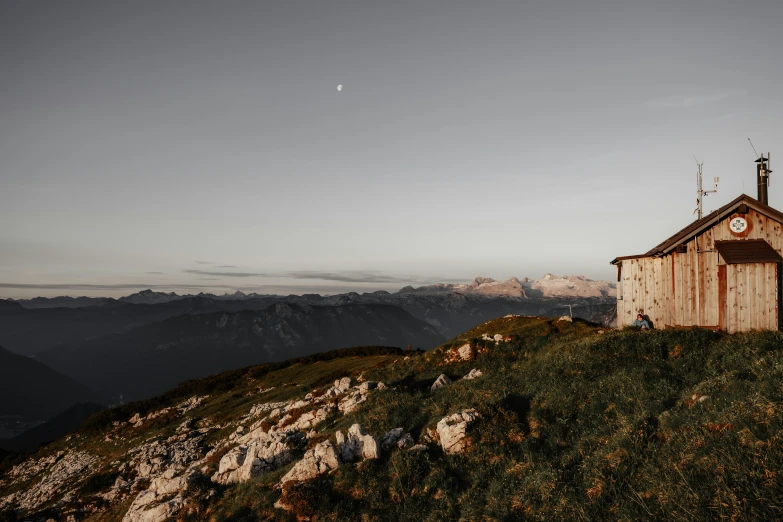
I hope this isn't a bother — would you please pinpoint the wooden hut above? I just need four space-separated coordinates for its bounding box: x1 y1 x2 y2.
611 163 783 332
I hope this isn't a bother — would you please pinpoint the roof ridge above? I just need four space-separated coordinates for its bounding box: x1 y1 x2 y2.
611 194 783 264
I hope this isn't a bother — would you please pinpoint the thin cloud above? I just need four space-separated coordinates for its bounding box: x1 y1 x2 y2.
194 261 213 265
215 265 237 268
0 283 232 290
145 271 165 274
288 271 432 284
645 90 742 109
183 269 267 278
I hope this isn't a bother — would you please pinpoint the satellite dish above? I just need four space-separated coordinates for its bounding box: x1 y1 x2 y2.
337 85 343 92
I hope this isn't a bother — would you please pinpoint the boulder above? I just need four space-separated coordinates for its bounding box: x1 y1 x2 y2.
335 377 352 392
358 381 377 393
396 433 414 449
280 440 340 484
381 428 405 448
463 369 483 380
457 343 473 361
436 409 480 454
336 424 380 461
431 374 452 391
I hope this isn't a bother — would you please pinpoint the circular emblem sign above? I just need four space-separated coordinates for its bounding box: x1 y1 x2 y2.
729 217 748 234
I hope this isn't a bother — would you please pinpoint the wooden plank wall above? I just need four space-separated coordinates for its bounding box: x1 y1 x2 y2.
618 257 672 328
724 263 778 331
617 208 781 331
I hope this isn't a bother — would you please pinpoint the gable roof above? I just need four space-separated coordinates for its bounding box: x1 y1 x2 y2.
610 194 783 265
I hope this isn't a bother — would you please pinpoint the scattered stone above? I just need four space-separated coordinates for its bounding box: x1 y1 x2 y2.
557 315 573 322
408 444 428 453
431 374 452 391
437 409 480 454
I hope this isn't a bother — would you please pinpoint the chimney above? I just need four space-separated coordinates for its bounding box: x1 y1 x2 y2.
756 152 771 205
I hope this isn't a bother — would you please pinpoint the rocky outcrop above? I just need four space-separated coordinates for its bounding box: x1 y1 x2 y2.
431 374 452 391
0 451 98 512
336 424 380 462
338 388 369 413
437 409 480 454
122 470 193 522
129 432 205 479
280 440 341 484
444 343 474 364
212 430 305 485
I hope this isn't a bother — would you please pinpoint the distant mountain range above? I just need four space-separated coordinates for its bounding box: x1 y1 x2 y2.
0 274 615 418
38 303 444 402
1 275 615 355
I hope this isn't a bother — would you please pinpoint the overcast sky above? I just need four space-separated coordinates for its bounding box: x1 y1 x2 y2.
2 0 783 298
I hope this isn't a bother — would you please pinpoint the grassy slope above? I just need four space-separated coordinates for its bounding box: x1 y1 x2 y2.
205 317 783 521
4 318 783 522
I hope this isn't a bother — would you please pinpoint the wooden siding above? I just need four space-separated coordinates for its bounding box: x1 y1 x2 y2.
617 208 780 331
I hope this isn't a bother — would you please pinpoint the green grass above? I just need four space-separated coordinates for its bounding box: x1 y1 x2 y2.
204 318 783 521
6 319 783 521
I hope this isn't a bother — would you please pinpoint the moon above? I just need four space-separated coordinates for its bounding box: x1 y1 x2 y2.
337 84 342 92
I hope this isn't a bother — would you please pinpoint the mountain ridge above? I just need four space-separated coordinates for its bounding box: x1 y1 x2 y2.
38 302 445 402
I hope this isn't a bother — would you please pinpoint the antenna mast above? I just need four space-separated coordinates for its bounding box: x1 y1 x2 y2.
693 157 718 220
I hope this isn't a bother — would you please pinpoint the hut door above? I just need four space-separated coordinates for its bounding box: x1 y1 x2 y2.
718 265 727 331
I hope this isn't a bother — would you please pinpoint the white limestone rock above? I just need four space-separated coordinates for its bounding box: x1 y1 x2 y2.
358 381 377 393
431 374 452 391
280 440 341 484
122 472 192 522
457 343 473 361
437 409 480 454
463 368 483 380
338 389 368 413
336 424 380 461
212 431 304 485
0 451 98 512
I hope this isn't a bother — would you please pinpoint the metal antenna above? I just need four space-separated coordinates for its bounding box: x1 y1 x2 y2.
693 157 717 220
748 138 761 159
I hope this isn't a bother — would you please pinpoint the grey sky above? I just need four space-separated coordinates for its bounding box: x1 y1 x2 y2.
2 1 783 297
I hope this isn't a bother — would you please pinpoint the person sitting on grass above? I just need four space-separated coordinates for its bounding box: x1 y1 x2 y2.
632 313 651 330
